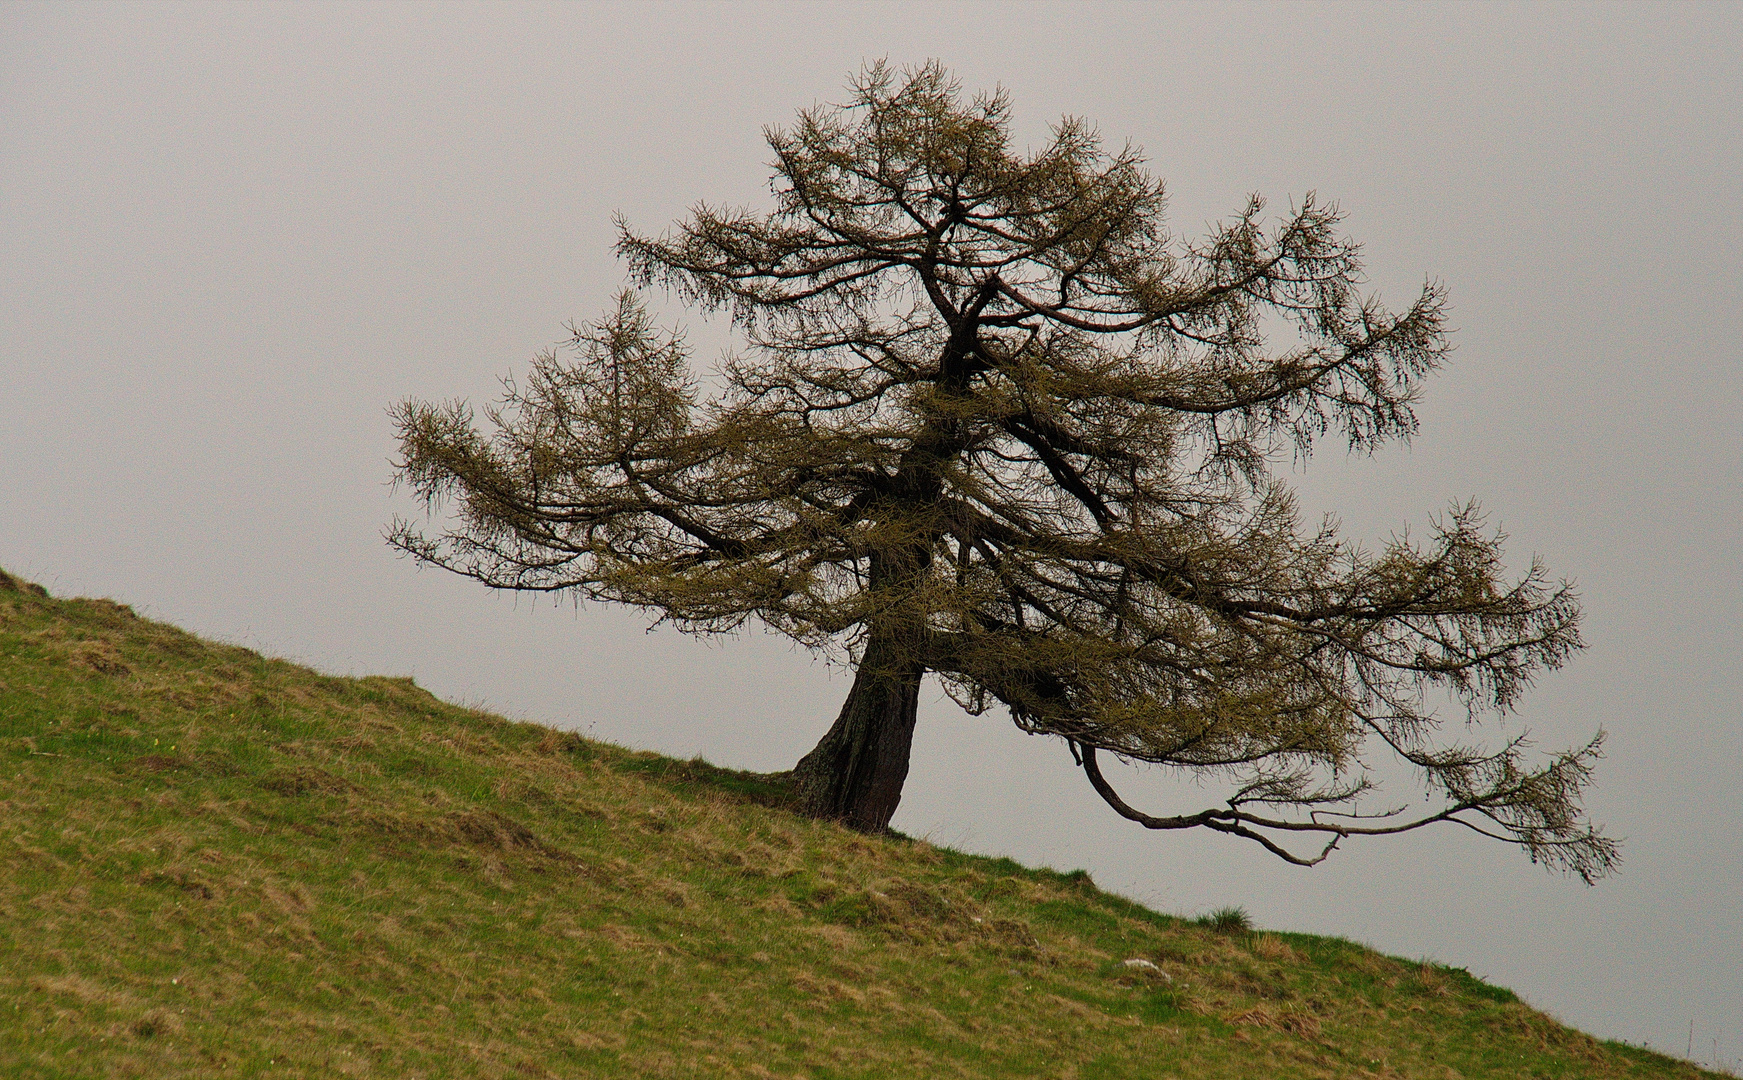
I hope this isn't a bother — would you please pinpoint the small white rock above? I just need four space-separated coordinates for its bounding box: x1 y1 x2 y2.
1122 958 1170 980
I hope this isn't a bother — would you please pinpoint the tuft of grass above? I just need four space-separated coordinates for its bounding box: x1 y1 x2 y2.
1198 905 1255 934
0 570 1727 1079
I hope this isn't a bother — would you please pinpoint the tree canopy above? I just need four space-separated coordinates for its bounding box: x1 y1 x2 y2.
391 62 1615 880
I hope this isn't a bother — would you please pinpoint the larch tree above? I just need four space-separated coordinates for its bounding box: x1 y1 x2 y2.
390 63 1615 880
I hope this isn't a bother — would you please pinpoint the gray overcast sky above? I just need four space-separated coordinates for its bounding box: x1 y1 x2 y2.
3 0 1739 1064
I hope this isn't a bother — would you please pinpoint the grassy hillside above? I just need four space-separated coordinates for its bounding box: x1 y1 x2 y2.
0 570 1718 1079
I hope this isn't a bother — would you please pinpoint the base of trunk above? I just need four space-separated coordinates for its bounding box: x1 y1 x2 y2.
790 642 922 832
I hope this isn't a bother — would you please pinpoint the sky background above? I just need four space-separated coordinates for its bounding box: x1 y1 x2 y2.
3 0 1739 1066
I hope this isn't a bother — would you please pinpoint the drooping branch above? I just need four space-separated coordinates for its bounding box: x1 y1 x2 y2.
1073 739 1617 882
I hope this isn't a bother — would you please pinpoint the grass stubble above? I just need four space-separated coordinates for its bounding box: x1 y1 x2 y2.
0 570 1722 1079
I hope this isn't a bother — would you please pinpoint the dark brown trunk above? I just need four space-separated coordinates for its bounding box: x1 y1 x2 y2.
790 633 923 832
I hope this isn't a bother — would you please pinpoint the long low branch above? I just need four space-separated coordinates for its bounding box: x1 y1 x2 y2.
1075 744 1599 870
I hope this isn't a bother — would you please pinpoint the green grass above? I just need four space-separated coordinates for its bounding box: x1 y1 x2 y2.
0 569 1724 1079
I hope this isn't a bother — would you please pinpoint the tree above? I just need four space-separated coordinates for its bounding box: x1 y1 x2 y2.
390 62 1616 880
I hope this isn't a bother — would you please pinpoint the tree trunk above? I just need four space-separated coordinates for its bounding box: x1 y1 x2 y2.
790 633 923 832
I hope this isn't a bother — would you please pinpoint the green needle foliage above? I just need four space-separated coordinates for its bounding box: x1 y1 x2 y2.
390 62 1612 879
0 573 1712 1079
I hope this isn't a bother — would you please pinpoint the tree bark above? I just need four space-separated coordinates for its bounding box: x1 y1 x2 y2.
790 632 923 832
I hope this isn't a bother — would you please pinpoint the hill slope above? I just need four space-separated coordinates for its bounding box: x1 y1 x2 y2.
0 571 1716 1079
